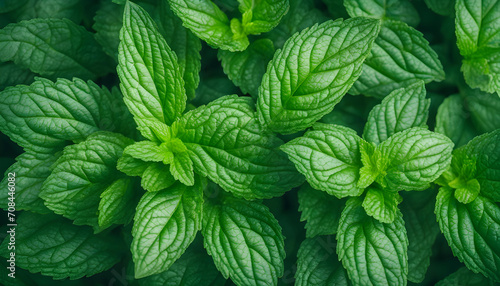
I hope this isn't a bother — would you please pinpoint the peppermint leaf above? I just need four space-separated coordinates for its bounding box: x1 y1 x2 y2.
344 0 420 26
362 187 402 223
132 178 205 278
257 17 380 134
98 177 138 229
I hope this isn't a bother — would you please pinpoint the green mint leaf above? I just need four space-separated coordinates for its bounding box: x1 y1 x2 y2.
281 124 363 198
337 197 408 286
424 0 455 16
435 187 500 282
362 187 402 223
93 0 124 60
257 17 380 134
455 0 500 94
295 236 350 286
123 141 165 162
132 178 205 278
0 0 28 13
453 178 481 204
363 81 430 145
436 94 477 148
40 132 133 232
400 191 440 283
0 212 122 279
170 151 195 186
98 177 138 229
118 1 186 140
298 183 346 238
357 138 382 188
177 95 303 199
167 0 248 51
237 0 289 35
350 20 445 99
218 38 274 98
0 62 34 90
140 162 176 192
265 0 327 49
202 193 285 286
378 127 454 191
436 267 498 286
344 0 420 26
0 152 57 213
0 18 112 80
138 245 226 286
157 0 202 100
465 88 500 133
454 130 500 202
9 0 84 23
0 78 134 154
117 154 151 177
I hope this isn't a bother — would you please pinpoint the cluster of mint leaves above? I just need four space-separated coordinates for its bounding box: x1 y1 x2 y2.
0 0 499 285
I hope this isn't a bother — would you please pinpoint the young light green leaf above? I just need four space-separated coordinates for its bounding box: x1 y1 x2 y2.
98 177 138 229
0 212 122 280
132 178 205 278
0 78 134 154
362 187 402 223
167 0 248 51
123 141 165 162
281 124 363 198
157 0 202 100
141 163 176 192
378 127 454 191
436 267 498 286
202 194 285 286
435 94 477 148
298 183 346 238
218 38 274 98
363 81 430 145
350 20 445 99
0 152 57 213
344 0 420 26
295 236 350 286
177 95 303 199
337 197 408 286
118 1 186 140
265 0 327 49
455 0 500 94
117 154 152 177
138 245 226 286
0 62 34 90
40 132 133 232
170 151 195 186
400 191 440 283
237 0 289 35
257 17 380 134
435 187 500 282
0 18 112 80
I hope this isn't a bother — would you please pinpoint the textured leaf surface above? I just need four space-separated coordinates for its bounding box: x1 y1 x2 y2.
400 191 440 283
298 184 345 238
0 78 134 154
466 89 500 133
118 1 186 140
362 187 401 223
257 18 380 134
295 236 350 286
9 0 84 23
219 38 274 98
132 179 205 278
98 177 137 229
140 162 176 192
436 267 498 286
435 95 477 148
202 194 285 286
177 95 303 199
378 128 454 191
350 20 445 99
0 212 121 280
237 0 289 34
0 62 34 90
167 0 248 51
281 124 363 198
455 0 500 93
337 197 408 286
344 0 420 26
435 188 500 282
40 132 133 232
93 0 124 60
0 18 112 80
0 152 56 213
363 81 430 145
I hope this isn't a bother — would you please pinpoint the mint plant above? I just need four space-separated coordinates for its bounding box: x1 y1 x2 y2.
0 0 500 285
